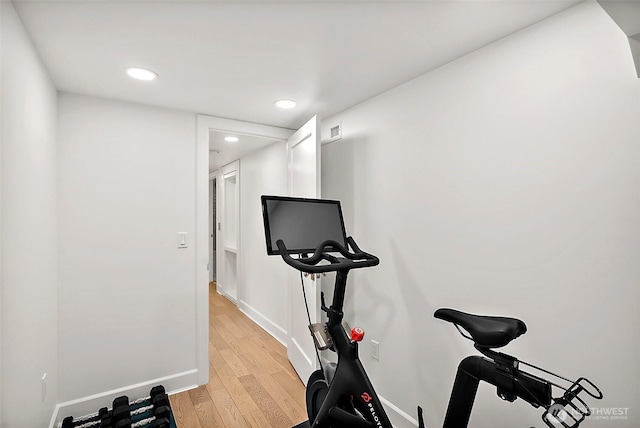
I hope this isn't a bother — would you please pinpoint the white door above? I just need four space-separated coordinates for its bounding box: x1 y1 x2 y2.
219 161 239 303
287 115 321 384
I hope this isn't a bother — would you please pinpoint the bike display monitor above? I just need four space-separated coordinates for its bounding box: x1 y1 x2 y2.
261 195 348 256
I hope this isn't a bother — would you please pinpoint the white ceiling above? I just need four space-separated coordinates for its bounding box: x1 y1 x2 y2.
597 0 640 77
14 0 584 132
208 130 283 171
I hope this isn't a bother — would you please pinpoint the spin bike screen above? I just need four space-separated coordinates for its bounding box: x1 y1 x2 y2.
261 195 348 256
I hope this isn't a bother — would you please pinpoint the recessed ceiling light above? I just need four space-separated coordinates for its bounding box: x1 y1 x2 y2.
274 99 296 109
126 67 158 81
224 136 239 143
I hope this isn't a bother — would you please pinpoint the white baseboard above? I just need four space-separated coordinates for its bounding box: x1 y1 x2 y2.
49 369 199 428
380 395 421 428
238 299 288 346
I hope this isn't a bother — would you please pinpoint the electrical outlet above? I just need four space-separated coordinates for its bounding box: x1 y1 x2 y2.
371 340 380 361
42 373 47 402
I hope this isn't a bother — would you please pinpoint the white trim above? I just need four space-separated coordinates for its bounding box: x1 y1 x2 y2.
238 299 288 346
200 116 293 141
195 116 211 386
292 338 313 366
50 370 199 428
221 288 238 305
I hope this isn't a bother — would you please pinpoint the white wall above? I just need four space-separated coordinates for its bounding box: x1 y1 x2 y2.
322 2 639 428
238 142 289 343
1 2 59 427
56 93 199 416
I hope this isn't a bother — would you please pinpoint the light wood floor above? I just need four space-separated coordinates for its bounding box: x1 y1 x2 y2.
169 283 308 427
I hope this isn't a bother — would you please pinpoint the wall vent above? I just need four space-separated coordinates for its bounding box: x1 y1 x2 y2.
322 121 342 145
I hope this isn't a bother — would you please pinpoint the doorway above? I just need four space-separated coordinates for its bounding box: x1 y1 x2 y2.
202 116 293 305
195 114 296 386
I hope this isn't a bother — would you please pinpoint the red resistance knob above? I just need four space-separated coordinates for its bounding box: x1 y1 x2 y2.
350 327 365 342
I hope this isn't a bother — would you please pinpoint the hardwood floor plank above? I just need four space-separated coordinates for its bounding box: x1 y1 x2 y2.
210 323 231 350
217 313 248 339
188 385 227 427
244 335 291 372
170 286 308 427
213 321 250 356
268 349 302 376
238 374 293 428
169 389 203 428
209 344 227 370
210 387 251 427
207 366 226 392
213 355 261 416
279 397 307 426
252 369 296 403
236 346 263 374
264 336 289 357
272 370 306 403
219 347 251 377
243 409 276 428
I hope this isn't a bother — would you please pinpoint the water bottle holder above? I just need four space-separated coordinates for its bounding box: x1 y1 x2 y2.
543 399 587 428
542 378 603 428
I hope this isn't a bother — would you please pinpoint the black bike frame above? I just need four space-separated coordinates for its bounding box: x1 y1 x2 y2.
443 354 552 427
313 271 553 428
311 270 393 428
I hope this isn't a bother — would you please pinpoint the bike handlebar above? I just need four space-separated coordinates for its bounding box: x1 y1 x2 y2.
275 237 379 273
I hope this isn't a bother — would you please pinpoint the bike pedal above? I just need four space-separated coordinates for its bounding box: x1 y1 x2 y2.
309 323 333 350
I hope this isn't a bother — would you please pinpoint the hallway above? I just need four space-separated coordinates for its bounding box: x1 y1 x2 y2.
169 283 308 427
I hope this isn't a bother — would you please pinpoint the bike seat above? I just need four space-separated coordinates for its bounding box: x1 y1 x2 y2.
434 308 527 349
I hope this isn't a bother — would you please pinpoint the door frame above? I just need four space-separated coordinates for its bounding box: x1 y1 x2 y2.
209 172 217 283
196 115 293 385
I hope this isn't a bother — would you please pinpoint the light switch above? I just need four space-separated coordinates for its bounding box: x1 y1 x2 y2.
178 232 188 248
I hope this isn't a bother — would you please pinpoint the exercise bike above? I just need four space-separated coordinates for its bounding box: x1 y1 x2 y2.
261 195 602 428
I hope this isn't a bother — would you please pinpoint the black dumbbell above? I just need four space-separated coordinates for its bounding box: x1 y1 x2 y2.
150 385 165 399
152 417 170 428
112 405 130 422
98 407 112 428
112 396 131 426
151 393 169 409
113 418 131 428
113 396 129 410
62 416 74 428
153 405 171 421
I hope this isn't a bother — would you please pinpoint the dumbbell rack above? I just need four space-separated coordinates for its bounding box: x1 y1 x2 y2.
60 385 177 428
